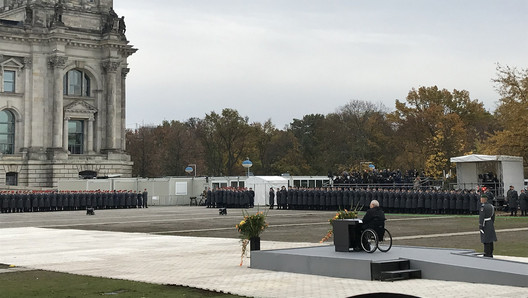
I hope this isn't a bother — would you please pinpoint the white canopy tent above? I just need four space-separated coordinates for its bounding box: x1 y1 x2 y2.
450 154 524 199
245 176 289 206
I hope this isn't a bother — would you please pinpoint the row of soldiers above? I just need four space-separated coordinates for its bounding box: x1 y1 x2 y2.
269 186 487 214
0 190 148 213
206 187 255 209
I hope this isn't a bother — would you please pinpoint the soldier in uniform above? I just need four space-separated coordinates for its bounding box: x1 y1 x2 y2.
506 185 518 216
393 188 400 213
137 191 144 209
462 189 470 214
479 194 497 258
455 190 463 214
429 189 436 214
280 186 287 210
335 187 342 209
269 187 275 209
405 189 413 213
379 189 387 212
330 188 337 210
519 189 528 216
387 188 395 213
14 191 22 213
469 189 479 215
142 189 148 208
249 188 255 208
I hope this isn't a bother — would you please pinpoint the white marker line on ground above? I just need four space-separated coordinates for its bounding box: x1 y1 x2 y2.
394 227 528 240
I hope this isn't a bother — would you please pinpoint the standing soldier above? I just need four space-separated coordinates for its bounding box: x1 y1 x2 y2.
249 188 255 208
405 189 413 213
393 188 400 213
519 189 528 216
137 191 144 209
382 188 389 212
325 187 332 210
388 188 395 213
336 187 343 209
417 189 424 214
469 189 479 215
431 189 439 214
455 190 463 214
506 185 518 216
14 191 22 213
269 187 275 209
462 189 470 214
479 194 497 258
359 188 366 211
142 189 148 208
206 188 212 208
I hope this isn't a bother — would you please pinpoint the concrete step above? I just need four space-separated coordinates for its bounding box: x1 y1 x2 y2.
371 259 421 281
379 269 422 281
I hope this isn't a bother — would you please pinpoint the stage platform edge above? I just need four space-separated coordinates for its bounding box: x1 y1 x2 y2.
250 245 528 288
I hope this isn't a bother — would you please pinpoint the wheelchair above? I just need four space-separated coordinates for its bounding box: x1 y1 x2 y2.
360 227 392 253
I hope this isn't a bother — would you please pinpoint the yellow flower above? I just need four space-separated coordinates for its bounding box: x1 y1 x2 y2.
239 220 246 226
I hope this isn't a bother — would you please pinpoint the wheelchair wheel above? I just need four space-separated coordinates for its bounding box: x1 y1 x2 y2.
377 228 392 252
360 229 378 253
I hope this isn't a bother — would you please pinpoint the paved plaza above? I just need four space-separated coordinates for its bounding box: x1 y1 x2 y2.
1 207 527 297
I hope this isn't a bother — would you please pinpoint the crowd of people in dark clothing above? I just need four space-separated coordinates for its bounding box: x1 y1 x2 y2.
0 190 148 213
332 169 425 185
268 186 496 215
206 187 255 209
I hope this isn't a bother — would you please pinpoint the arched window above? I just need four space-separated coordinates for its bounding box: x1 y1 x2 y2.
68 120 84 154
0 110 15 154
63 69 91 97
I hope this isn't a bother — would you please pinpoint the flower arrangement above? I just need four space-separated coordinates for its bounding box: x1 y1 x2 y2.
320 208 358 243
236 209 269 266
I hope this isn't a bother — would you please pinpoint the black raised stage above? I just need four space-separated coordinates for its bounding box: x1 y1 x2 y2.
251 245 528 287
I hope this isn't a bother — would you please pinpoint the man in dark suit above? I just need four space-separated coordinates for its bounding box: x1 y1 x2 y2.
362 199 387 250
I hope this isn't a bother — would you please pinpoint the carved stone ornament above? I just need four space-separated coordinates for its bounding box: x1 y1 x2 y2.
23 57 33 69
121 67 130 78
102 61 120 73
48 56 68 69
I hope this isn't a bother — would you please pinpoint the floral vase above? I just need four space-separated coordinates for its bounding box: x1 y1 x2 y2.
250 236 260 251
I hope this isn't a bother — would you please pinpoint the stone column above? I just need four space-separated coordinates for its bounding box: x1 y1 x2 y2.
63 116 69 152
121 67 129 151
22 57 33 150
102 60 120 151
87 116 94 153
48 56 68 149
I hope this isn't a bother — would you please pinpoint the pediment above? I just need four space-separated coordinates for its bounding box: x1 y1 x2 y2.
1 58 24 70
64 100 98 114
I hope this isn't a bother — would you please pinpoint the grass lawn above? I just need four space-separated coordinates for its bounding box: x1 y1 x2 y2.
0 270 245 298
386 213 528 257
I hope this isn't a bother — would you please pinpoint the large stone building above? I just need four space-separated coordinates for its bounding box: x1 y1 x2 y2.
0 0 136 188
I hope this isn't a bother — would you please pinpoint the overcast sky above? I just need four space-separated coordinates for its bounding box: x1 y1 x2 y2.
116 0 528 129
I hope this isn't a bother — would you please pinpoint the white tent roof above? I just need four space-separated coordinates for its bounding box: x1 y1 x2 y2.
450 154 523 163
245 176 288 183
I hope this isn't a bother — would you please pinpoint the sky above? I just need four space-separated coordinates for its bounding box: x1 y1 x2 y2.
115 0 528 130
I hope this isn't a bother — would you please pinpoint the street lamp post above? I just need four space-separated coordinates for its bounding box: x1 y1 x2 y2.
242 158 252 177
185 164 197 177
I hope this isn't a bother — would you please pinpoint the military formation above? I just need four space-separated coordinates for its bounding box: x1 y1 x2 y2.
206 187 255 209
269 187 489 214
0 190 148 213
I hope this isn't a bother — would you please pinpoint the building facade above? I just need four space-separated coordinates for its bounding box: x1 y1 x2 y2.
0 0 136 187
